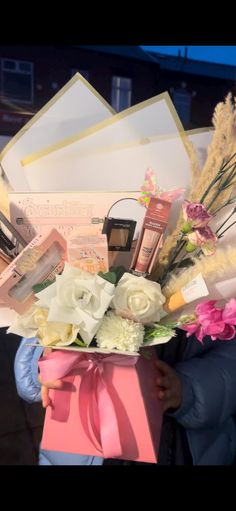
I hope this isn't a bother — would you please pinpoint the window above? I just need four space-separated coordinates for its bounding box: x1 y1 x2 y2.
1 59 33 104
71 69 90 81
172 88 191 127
111 76 132 112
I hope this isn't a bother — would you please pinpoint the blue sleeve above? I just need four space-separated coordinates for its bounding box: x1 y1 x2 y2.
170 338 236 429
14 337 44 403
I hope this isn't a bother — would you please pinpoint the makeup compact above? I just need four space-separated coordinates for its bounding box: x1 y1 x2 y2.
102 217 137 252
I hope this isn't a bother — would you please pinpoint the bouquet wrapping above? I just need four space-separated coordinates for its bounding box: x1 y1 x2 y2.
2 74 236 462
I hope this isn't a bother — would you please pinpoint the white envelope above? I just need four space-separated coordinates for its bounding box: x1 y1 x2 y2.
187 127 213 168
21 92 191 197
0 73 114 192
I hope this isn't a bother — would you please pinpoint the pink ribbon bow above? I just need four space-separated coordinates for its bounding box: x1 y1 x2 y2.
39 350 138 458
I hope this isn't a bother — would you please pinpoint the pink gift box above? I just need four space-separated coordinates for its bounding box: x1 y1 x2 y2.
40 347 163 463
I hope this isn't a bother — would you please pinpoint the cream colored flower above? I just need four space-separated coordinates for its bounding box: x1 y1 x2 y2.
96 311 144 352
111 272 166 323
7 305 49 338
35 262 115 344
37 322 80 347
7 304 79 347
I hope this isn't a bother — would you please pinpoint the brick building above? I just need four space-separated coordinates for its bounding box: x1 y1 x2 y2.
0 45 236 137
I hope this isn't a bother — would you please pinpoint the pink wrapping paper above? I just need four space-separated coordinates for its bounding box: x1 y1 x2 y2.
40 347 163 463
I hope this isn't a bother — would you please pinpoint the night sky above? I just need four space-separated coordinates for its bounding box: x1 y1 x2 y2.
141 46 236 66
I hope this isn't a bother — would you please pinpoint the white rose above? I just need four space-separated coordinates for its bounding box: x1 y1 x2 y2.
111 272 166 323
35 262 115 344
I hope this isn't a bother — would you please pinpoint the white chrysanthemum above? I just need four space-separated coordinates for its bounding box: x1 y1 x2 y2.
96 311 144 352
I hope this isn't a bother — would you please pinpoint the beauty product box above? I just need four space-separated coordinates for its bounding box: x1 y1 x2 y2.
0 210 27 261
40 347 163 463
0 228 67 314
130 197 172 275
9 191 142 270
69 231 108 274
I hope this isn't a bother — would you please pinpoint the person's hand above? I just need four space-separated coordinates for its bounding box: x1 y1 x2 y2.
155 360 182 412
38 348 63 408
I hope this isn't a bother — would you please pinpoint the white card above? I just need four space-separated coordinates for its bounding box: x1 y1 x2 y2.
187 127 213 168
0 73 114 191
21 92 191 199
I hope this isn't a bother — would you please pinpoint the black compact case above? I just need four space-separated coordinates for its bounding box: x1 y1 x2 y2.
102 217 136 252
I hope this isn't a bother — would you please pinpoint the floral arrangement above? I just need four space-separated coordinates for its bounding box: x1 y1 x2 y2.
6 94 236 349
8 262 175 354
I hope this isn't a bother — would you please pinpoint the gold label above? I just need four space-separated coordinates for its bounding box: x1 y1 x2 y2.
16 247 43 274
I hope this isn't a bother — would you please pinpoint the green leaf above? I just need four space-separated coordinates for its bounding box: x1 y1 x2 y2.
109 265 126 283
170 258 195 271
32 279 55 293
98 271 117 284
143 323 176 343
74 336 87 347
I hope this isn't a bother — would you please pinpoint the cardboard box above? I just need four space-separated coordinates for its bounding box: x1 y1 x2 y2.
9 191 142 271
40 347 163 463
0 228 67 314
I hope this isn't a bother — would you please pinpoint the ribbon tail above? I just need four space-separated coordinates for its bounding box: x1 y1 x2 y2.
79 369 103 454
97 374 123 458
50 375 75 422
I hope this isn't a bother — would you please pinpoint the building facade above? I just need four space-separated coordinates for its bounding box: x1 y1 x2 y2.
0 45 235 137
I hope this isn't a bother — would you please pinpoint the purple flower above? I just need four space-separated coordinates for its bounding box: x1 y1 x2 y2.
182 201 212 231
186 225 217 256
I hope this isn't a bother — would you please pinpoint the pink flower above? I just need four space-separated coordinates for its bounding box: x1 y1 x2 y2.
195 300 217 317
218 324 235 340
186 225 217 256
181 322 206 343
180 299 236 343
222 298 236 325
182 201 212 229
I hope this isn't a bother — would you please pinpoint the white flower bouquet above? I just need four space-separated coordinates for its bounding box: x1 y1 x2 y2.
8 261 174 355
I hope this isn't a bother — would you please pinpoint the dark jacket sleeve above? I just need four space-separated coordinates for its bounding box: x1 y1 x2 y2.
170 338 236 429
14 337 44 403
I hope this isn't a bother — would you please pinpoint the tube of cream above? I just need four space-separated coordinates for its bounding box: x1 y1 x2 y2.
132 197 172 275
163 273 209 314
135 230 160 273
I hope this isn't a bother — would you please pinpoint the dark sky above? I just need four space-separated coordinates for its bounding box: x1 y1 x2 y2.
141 46 236 66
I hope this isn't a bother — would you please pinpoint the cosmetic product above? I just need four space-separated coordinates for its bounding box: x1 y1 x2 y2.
163 274 209 314
0 228 67 314
0 255 9 273
102 217 136 252
68 233 109 274
0 210 27 259
131 197 172 275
